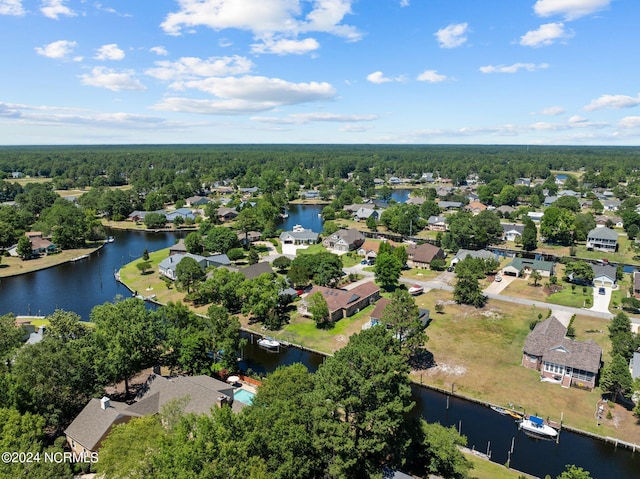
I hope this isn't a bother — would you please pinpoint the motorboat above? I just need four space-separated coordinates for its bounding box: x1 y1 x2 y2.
519 415 558 439
408 284 424 296
490 405 508 415
257 337 281 350
106 236 115 243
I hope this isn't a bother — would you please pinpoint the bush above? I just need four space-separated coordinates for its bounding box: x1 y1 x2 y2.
227 248 245 262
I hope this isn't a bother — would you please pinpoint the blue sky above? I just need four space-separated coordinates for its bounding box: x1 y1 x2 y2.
1 0 639 145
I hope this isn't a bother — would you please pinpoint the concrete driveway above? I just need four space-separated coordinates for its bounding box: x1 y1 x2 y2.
483 274 516 294
589 285 612 314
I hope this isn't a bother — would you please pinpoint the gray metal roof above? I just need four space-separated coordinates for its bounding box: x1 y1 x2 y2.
587 227 618 241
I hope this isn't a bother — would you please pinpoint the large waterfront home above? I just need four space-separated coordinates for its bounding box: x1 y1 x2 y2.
586 227 618 253
522 316 602 391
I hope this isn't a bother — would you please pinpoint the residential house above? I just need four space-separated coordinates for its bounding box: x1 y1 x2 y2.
450 249 496 267
388 177 402 185
65 374 237 456
522 316 602 390
634 272 640 298
544 196 558 207
158 253 231 280
373 178 385 186
343 203 372 214
464 201 487 215
527 211 544 222
503 257 554 277
406 196 426 206
496 205 515 217
303 190 320 200
217 207 239 222
11 171 23 179
357 239 398 262
366 298 430 331
165 208 195 223
557 189 580 198
501 223 525 242
595 216 623 228
515 178 531 187
301 282 380 322
322 228 365 253
421 172 436 183
24 232 56 255
586 227 618 252
354 207 382 221
591 264 617 288
603 200 621 212
240 262 274 280
406 243 446 269
237 230 262 245
438 200 463 210
630 351 640 380
279 228 319 245
169 238 188 255
128 210 164 222
238 187 259 195
427 215 448 231
185 196 211 207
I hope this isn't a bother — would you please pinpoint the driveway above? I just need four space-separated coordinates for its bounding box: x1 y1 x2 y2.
589 285 612 314
483 274 516 294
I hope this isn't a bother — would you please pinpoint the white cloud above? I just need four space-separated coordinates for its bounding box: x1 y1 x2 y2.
252 112 377 124
584 94 640 111
41 0 76 19
399 0 409 6
35 40 82 61
479 63 549 74
568 115 588 123
79 67 146 91
340 124 373 132
94 44 125 61
534 0 611 20
150 46 168 56
0 101 175 129
0 0 24 15
619 117 640 129
153 76 335 114
146 56 253 81
416 69 447 83
161 0 361 44
539 106 565 115
520 22 573 47
434 23 468 48
251 37 320 55
366 71 405 84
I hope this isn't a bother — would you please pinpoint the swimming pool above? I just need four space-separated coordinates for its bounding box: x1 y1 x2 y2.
234 389 255 405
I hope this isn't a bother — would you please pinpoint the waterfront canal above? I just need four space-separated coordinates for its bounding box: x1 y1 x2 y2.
0 225 638 478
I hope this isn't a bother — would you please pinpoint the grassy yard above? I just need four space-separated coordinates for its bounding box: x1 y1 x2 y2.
401 268 441 282
547 284 593 308
0 245 101 278
466 454 528 479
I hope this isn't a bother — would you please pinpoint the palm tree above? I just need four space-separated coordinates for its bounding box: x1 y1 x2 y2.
530 270 542 287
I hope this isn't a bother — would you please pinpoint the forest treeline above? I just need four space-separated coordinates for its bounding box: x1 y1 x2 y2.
1 145 640 192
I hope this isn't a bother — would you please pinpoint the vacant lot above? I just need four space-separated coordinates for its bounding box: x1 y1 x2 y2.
411 289 640 444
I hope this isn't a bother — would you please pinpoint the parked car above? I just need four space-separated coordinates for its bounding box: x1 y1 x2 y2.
598 287 606 295
494 275 502 282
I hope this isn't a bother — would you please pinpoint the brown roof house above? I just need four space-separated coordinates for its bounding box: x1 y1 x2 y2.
322 228 365 253
301 282 380 322
406 243 446 269
522 317 602 390
65 375 237 456
356 239 399 262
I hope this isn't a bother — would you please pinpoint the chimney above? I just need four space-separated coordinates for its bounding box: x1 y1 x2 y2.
100 396 110 410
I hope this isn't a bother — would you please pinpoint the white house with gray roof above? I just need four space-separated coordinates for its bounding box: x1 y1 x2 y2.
279 229 319 245
586 227 618 253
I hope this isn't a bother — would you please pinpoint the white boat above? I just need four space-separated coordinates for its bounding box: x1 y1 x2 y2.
257 337 281 350
519 416 558 439
106 236 115 243
71 254 89 262
408 284 424 296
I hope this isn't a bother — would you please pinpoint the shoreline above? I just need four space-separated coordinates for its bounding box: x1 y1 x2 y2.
0 243 105 279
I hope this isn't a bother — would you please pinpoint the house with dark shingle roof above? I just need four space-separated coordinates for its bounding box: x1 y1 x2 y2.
586 227 618 252
522 316 602 390
301 282 380 322
501 223 525 242
65 375 239 456
240 261 274 280
591 263 617 287
406 243 446 269
427 215 447 231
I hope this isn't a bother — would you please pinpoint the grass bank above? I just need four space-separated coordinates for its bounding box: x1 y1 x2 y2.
0 244 102 278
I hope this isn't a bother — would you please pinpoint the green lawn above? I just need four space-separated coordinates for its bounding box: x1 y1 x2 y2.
547 284 593 308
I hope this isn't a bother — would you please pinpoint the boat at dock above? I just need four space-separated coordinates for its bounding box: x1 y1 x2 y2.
257 337 281 350
519 415 558 439
490 405 508 415
106 236 115 243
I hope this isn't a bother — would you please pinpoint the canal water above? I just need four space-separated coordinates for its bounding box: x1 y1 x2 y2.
0 225 638 478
